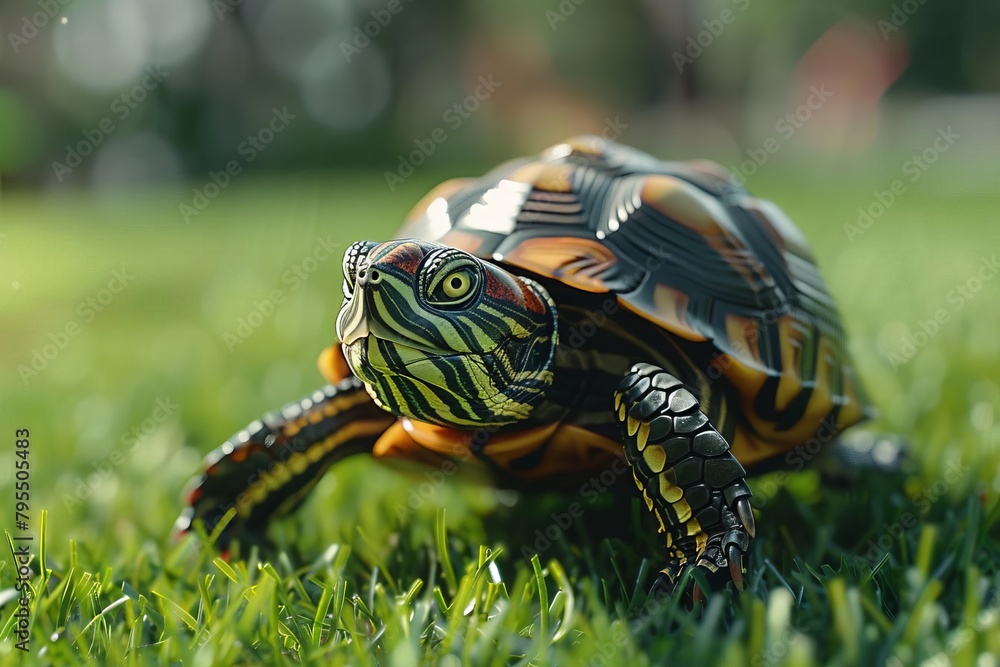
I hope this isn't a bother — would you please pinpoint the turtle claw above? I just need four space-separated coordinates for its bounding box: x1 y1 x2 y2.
692 581 706 605
649 570 675 598
653 527 750 602
736 497 756 538
656 502 751 598
727 543 744 591
649 566 703 605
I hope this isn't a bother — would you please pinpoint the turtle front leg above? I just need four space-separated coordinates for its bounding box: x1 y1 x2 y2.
175 376 395 552
614 363 755 597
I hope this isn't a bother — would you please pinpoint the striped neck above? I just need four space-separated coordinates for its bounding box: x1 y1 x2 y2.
489 277 559 422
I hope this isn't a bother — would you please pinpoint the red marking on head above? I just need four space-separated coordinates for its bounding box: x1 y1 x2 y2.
485 269 548 316
484 270 519 305
519 281 546 314
374 241 424 275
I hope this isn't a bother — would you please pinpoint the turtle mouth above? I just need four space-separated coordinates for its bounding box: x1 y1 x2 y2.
342 332 543 420
342 334 515 391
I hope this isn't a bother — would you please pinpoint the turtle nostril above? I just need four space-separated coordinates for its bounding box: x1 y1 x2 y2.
355 266 381 288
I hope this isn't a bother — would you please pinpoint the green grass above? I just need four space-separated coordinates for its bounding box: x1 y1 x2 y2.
0 163 998 666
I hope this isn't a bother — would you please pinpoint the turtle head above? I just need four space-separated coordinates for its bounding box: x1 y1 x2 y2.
335 239 558 428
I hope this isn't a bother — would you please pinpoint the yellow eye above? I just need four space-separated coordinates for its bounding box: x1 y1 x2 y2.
442 271 471 298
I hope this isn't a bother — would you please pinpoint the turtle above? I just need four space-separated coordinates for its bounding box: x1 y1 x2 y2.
176 136 877 595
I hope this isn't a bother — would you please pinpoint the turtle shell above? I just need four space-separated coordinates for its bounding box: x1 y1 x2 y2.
394 136 872 467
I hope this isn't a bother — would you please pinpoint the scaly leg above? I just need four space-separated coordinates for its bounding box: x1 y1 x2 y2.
614 363 755 597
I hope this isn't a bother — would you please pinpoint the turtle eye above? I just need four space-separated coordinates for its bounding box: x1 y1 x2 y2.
443 271 472 298
426 265 479 307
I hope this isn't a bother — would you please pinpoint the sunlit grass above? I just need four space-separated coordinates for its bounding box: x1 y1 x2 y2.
0 165 998 665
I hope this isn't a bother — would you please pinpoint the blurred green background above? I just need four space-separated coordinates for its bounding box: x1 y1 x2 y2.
1 0 999 664
2 0 1000 184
